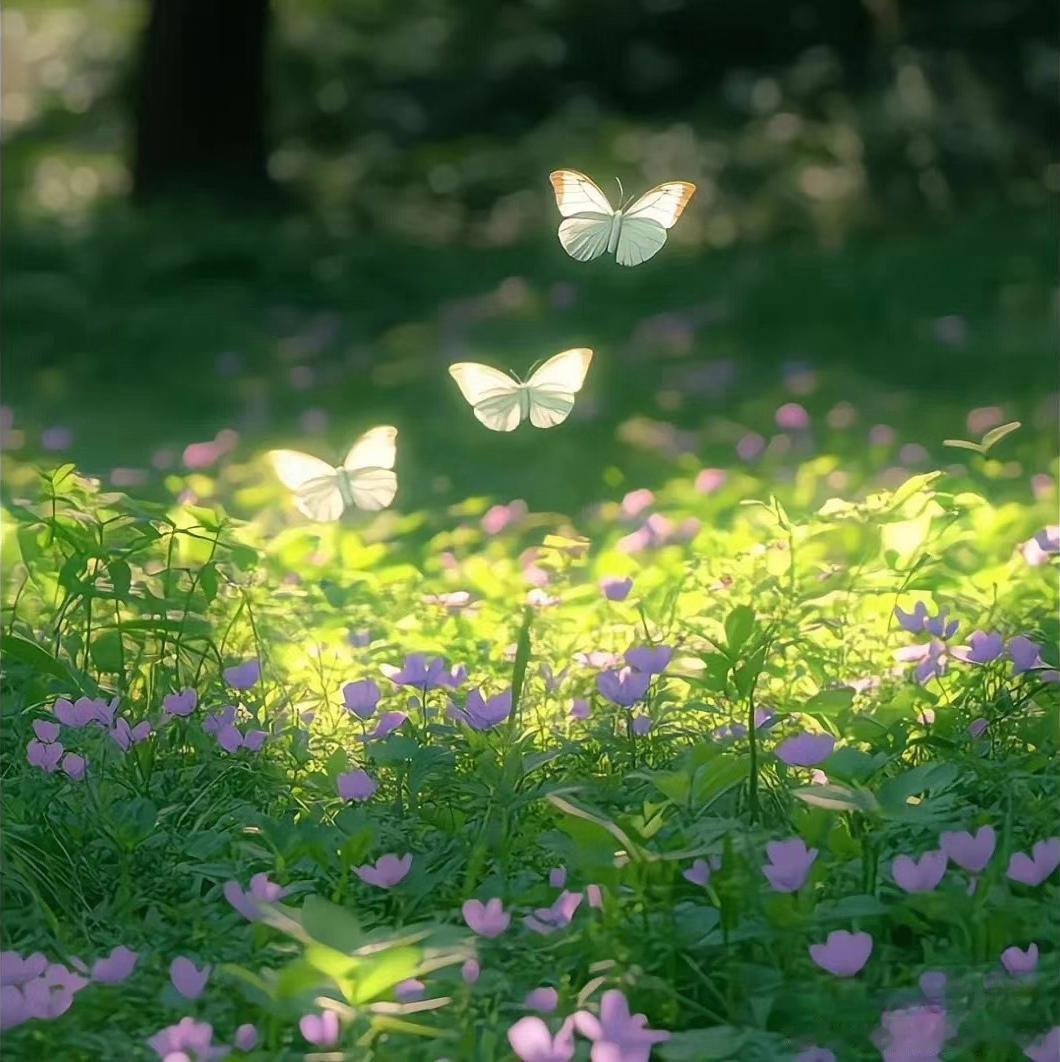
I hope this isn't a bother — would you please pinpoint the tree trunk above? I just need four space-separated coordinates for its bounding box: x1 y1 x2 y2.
133 0 271 202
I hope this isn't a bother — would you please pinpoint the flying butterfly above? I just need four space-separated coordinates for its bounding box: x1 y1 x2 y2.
448 348 593 432
549 169 696 267
267 426 398 522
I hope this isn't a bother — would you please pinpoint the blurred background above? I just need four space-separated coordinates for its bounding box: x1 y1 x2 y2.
3 0 1057 513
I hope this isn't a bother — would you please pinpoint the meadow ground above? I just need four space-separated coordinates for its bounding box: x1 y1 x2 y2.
2 204 1058 1060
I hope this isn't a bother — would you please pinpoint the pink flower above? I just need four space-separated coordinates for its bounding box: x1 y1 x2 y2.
461 959 480 984
337 769 377 801
695 467 727 494
163 688 198 717
586 884 604 909
90 946 138 984
809 930 872 977
482 500 527 535
1007 838 1060 886
147 1016 226 1060
1001 943 1038 977
223 660 260 690
621 488 655 519
507 1016 575 1062
776 402 810 430
462 898 510 938
573 989 670 1060
762 838 818 892
524 891 583 935
341 678 380 719
300 1010 340 1046
234 1024 258 1050
525 987 559 1013
892 850 947 893
601 576 634 601
548 867 567 888
938 826 995 872
223 873 288 921
170 956 211 999
355 853 412 888
1025 1028 1060 1061
775 732 835 767
873 1004 953 1061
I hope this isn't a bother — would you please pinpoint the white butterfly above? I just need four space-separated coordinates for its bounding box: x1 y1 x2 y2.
549 169 696 267
267 426 398 521
448 348 593 432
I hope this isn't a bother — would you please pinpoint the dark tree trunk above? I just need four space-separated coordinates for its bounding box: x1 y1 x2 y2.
133 0 271 202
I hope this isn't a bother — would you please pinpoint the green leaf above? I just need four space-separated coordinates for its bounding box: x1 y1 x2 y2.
90 631 124 673
980 420 1021 452
106 559 132 601
724 606 756 656
509 605 533 723
301 895 363 953
660 1027 747 1060
1 634 81 687
792 784 878 814
349 945 422 1004
887 471 942 511
803 687 855 717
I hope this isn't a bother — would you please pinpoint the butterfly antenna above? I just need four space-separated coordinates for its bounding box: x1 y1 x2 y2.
615 176 624 203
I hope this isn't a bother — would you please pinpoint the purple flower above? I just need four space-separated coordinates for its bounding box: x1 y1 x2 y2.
356 711 407 742
462 898 510 938
224 660 261 690
873 1004 953 1062
1007 838 1060 886
1025 1028 1060 1062
1010 636 1058 679
524 890 583 935
601 577 634 601
573 990 670 1059
163 688 198 717
147 1017 226 1060
507 1016 575 1062
337 769 378 801
395 978 425 1002
894 602 929 633
570 698 591 720
300 1010 340 1047
951 631 1004 665
111 717 152 751
223 873 288 921
1001 943 1038 977
794 1050 836 1062
892 850 948 893
203 705 236 735
762 838 818 892
586 883 603 908
33 720 60 743
539 664 568 693
450 688 512 731
170 957 210 1000
381 653 448 689
625 645 673 675
215 723 265 754
548 867 567 888
234 1024 258 1051
596 667 651 707
919 971 947 1001
630 715 652 736
91 946 138 984
54 696 109 728
1 951 47 985
924 609 959 639
776 402 810 430
895 639 948 683
682 859 716 887
342 678 381 719
809 930 873 977
27 739 63 773
1022 526 1060 565
461 958 480 984
525 987 559 1013
968 717 989 739
355 853 412 888
775 732 835 767
938 826 995 872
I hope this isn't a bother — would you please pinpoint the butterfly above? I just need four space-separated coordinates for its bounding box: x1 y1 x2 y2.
267 426 398 521
549 169 696 267
448 348 593 432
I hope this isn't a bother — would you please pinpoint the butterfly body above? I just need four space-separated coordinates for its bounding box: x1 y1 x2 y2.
550 169 695 266
449 349 593 432
267 426 398 521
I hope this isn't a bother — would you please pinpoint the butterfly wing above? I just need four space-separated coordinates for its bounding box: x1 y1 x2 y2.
524 348 593 429
448 362 524 432
344 467 398 511
267 450 346 522
558 216 614 262
549 170 614 216
615 181 696 267
343 425 397 472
